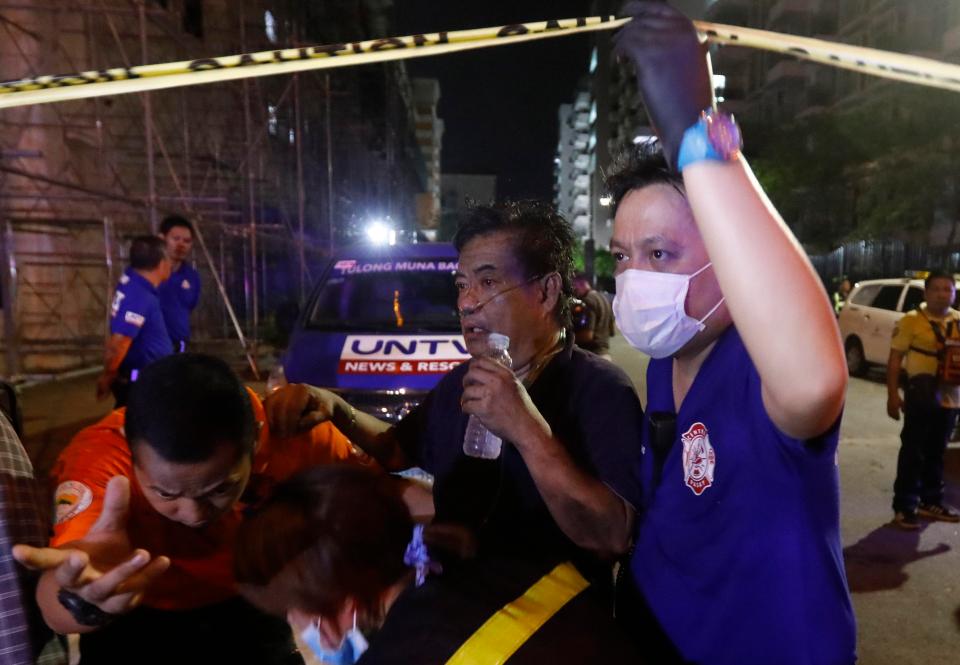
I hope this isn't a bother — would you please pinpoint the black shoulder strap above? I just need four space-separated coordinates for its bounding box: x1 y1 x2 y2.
920 307 947 345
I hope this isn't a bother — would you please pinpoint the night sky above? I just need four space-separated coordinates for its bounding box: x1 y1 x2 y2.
394 1 705 201
395 1 596 200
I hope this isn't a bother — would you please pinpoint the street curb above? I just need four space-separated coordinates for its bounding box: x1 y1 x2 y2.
16 366 103 392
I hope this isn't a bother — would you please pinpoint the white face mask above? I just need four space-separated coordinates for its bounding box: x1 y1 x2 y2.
613 263 724 359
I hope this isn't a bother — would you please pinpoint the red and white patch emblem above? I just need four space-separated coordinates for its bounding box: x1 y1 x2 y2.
54 481 93 525
681 422 716 496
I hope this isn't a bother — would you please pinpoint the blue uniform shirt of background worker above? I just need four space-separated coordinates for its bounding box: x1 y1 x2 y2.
631 328 856 665
112 267 174 375
158 214 201 351
158 262 200 350
97 234 174 407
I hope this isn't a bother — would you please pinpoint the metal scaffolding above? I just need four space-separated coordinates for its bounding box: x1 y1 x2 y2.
0 0 343 378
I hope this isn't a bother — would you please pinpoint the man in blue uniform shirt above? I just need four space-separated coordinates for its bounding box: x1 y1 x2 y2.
157 215 201 352
96 235 173 407
612 4 855 664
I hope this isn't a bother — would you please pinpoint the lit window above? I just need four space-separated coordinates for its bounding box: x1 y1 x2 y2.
267 104 278 136
265 10 278 44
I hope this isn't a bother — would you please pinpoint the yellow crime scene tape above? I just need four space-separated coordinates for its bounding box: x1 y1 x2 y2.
0 14 959 110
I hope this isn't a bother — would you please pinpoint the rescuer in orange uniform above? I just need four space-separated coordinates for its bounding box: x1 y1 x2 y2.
14 353 366 665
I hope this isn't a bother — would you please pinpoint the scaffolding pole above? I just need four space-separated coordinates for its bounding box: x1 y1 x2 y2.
138 0 158 232
325 73 334 252
240 1 259 350
0 221 19 377
102 216 113 336
294 72 306 303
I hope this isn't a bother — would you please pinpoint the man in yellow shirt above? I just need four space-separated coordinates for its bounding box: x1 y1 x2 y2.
887 270 960 529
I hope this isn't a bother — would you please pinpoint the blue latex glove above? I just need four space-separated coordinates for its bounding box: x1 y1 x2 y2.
614 1 715 170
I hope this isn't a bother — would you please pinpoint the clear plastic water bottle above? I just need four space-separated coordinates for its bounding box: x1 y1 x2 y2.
462 333 512 459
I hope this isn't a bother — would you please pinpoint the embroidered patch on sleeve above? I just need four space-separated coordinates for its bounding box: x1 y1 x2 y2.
54 481 94 525
124 311 146 327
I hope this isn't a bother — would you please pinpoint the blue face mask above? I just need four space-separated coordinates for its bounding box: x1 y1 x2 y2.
299 612 370 665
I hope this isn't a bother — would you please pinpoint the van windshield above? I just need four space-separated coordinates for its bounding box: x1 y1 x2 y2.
306 261 461 332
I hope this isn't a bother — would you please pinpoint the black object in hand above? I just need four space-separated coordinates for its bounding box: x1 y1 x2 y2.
614 1 714 171
57 588 117 627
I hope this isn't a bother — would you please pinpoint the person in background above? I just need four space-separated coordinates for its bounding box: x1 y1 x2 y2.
611 3 855 663
96 236 173 408
833 277 852 315
572 272 615 358
235 465 640 664
157 216 201 353
14 354 365 665
886 270 960 529
1 410 67 665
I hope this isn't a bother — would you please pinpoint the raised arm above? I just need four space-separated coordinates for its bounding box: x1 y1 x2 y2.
616 1 845 438
265 383 410 470
683 161 846 438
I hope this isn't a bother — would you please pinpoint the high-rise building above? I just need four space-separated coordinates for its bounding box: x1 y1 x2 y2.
412 78 444 235
554 92 592 238
706 0 960 124
438 173 496 241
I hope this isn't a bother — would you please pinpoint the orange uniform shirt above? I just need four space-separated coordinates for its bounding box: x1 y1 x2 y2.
51 391 365 610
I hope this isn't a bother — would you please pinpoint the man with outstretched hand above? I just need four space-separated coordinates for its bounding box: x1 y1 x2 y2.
14 354 362 664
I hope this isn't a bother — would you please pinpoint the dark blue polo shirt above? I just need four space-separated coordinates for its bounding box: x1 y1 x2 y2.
158 262 201 343
631 326 856 665
394 335 643 580
110 269 173 375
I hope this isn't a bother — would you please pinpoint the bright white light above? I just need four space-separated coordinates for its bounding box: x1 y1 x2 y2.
365 220 397 245
264 11 278 44
632 135 655 145
599 195 613 207
713 74 727 90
